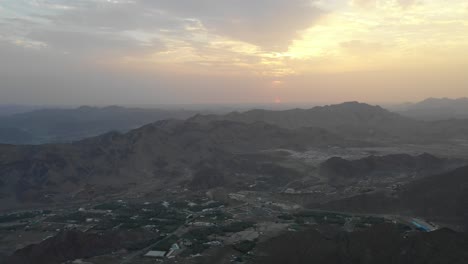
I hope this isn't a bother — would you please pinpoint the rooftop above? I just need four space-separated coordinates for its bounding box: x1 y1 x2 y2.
144 251 166 258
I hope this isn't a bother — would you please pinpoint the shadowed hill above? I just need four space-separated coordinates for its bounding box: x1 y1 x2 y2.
319 165 468 230
0 120 354 209
0 106 200 144
319 153 461 187
254 224 468 264
396 98 468 121
5 229 155 264
191 102 468 141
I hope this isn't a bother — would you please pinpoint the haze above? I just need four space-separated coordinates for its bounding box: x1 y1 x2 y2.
1 0 467 105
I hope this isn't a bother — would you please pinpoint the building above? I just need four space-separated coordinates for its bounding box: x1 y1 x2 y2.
144 251 167 258
411 218 437 232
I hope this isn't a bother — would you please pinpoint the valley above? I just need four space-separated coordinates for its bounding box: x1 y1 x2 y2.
1 102 468 264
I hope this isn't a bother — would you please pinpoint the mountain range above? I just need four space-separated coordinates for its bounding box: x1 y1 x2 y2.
0 119 354 210
319 165 468 230
191 102 468 142
0 106 200 144
3 100 468 145
1 102 467 221
255 223 468 264
393 97 468 121
1 101 468 264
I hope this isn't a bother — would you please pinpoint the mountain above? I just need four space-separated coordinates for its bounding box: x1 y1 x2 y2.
191 102 414 139
0 106 200 144
5 229 157 264
319 153 460 187
5 230 122 264
255 224 468 264
0 119 354 210
395 98 468 121
318 165 468 230
190 102 468 142
0 105 41 116
0 128 35 145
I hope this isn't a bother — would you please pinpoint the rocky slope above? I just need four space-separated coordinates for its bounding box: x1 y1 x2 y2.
5 229 156 264
319 165 468 230
191 102 468 141
396 97 468 120
319 153 462 187
0 106 200 144
254 224 468 264
0 120 353 210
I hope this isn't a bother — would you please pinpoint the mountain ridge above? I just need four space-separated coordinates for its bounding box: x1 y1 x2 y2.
0 119 355 210
190 101 468 141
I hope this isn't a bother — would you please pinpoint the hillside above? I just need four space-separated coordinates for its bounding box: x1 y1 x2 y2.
0 120 353 210
0 128 35 145
319 165 468 230
191 102 415 139
396 98 468 120
191 102 468 141
0 106 200 144
5 229 157 264
319 153 460 187
254 224 468 264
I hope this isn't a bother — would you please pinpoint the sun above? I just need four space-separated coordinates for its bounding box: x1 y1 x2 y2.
274 96 282 104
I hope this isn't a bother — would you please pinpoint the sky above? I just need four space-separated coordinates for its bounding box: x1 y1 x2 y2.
0 0 467 105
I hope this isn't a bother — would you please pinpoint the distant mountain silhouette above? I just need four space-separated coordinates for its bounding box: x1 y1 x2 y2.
319 153 460 187
0 120 354 209
5 229 156 264
0 106 200 144
319 165 468 230
0 127 35 145
255 223 468 264
191 102 468 141
0 105 40 116
396 97 468 121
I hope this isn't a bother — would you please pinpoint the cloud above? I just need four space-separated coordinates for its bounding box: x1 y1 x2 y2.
340 40 385 53
397 0 416 8
47 1 182 32
29 0 324 51
1 0 467 106
351 0 376 8
351 0 417 9
27 30 166 57
140 0 324 50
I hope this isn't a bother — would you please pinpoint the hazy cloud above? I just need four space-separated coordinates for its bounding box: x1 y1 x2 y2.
351 0 417 8
140 0 324 50
340 40 385 53
0 0 467 105
28 30 166 57
7 0 323 52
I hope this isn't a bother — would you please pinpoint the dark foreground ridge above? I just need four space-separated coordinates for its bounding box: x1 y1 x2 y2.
319 165 468 229
254 224 468 264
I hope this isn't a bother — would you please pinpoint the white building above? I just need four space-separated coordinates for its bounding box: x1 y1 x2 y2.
144 251 166 258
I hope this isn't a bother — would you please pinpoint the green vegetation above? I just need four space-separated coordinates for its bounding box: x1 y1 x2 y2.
222 221 254 233
0 223 27 231
277 214 294 221
93 202 125 211
293 211 348 226
291 210 388 227
47 212 102 223
233 240 256 254
202 209 232 221
0 210 48 223
152 235 179 251
182 221 254 245
183 226 223 243
180 243 210 257
189 201 225 212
